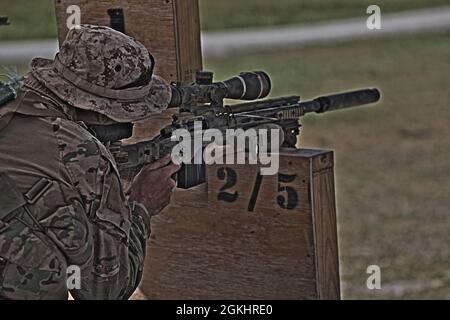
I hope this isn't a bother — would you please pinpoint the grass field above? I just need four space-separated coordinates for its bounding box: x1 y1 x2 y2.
0 0 449 40
201 0 450 30
205 32 450 299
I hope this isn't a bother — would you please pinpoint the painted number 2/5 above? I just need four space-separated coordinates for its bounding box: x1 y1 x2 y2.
217 167 299 211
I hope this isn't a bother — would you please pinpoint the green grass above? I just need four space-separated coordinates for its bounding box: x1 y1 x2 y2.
0 0 449 40
201 0 450 31
0 0 57 41
205 32 450 299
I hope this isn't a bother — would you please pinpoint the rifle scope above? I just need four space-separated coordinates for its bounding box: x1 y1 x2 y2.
169 71 271 108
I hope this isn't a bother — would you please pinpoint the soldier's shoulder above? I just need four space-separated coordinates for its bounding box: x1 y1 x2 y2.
52 117 118 201
52 117 111 163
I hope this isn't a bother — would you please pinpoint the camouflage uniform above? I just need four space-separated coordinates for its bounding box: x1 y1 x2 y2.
0 25 171 299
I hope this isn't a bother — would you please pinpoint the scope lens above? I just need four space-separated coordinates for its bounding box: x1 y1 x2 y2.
222 71 271 101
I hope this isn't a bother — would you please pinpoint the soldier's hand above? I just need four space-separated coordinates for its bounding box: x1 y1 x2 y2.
129 154 181 217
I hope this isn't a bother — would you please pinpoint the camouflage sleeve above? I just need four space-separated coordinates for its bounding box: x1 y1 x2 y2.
54 118 150 300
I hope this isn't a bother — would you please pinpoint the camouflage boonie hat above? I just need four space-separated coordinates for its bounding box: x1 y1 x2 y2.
30 25 171 122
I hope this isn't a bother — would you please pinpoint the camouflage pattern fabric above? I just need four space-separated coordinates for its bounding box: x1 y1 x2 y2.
0 90 151 300
30 25 171 123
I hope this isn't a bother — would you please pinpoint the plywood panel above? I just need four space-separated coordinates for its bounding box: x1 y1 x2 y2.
140 149 341 299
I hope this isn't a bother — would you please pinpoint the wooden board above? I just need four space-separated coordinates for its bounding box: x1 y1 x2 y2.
140 148 341 299
54 0 202 84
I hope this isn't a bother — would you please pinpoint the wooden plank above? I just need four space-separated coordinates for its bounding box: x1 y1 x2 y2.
173 0 202 82
142 205 317 299
312 167 341 299
140 148 341 299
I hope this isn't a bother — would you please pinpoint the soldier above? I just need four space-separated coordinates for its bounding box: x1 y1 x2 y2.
0 25 180 299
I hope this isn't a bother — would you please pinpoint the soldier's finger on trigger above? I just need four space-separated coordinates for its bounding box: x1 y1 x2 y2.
167 178 176 189
143 154 172 171
161 163 181 177
162 196 171 208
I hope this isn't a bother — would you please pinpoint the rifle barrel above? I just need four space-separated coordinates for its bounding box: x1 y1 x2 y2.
230 88 380 119
306 88 381 114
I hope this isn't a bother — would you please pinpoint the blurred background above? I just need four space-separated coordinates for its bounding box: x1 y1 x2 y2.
0 0 449 299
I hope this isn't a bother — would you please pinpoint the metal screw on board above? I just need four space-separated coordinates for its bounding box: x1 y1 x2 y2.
107 9 125 33
0 16 10 26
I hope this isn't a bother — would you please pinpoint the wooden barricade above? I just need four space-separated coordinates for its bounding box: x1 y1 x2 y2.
140 149 341 299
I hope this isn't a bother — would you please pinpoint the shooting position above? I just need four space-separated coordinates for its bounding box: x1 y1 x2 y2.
0 22 380 299
105 70 380 187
